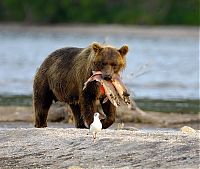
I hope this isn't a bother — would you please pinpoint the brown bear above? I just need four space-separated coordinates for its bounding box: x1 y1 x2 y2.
33 42 128 129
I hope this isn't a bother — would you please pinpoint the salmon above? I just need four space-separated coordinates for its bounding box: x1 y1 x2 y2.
112 74 131 107
101 79 120 107
83 71 102 90
83 71 130 108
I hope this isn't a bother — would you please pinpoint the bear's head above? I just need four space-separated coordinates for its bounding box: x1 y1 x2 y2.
92 42 128 80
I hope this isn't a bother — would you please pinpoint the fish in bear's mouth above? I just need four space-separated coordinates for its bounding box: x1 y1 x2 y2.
83 71 131 108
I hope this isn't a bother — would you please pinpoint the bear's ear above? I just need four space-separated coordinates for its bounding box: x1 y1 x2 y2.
118 45 128 56
92 42 103 53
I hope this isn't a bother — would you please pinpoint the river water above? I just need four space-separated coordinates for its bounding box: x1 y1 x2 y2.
0 25 199 100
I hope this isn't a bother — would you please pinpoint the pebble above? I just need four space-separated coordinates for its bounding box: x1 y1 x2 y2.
180 126 196 134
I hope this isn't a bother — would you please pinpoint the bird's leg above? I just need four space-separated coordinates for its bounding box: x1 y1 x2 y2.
93 132 96 142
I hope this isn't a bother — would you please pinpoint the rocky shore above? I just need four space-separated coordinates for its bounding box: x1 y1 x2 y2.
0 104 199 129
0 127 199 169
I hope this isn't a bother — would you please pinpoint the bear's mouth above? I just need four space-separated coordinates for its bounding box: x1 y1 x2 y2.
102 74 112 80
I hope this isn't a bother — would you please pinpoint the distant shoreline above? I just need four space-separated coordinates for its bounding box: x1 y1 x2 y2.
0 95 199 113
0 23 198 38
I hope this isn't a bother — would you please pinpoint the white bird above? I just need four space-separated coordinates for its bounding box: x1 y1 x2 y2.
90 112 102 141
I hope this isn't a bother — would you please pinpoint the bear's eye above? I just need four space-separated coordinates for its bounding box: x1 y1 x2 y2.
111 63 117 67
102 62 107 66
111 63 117 66
95 61 104 67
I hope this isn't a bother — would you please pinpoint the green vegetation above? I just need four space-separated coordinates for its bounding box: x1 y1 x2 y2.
136 98 200 114
0 95 199 114
0 0 199 25
0 95 32 107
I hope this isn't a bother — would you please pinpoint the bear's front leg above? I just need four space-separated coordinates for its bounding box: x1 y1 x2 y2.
80 81 100 128
100 100 116 129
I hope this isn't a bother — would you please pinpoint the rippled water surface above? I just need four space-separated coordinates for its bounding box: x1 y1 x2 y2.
0 26 199 100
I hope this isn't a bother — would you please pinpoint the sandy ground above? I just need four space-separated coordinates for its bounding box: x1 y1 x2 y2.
0 128 199 169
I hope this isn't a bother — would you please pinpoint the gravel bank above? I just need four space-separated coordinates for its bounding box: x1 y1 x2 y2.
0 128 199 169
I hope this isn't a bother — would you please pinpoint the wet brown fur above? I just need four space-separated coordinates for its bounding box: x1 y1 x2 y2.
33 42 128 128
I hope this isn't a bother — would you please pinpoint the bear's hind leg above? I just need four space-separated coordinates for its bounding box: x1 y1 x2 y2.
33 88 53 128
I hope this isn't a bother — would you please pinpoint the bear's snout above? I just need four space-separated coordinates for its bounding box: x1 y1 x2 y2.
102 65 114 80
